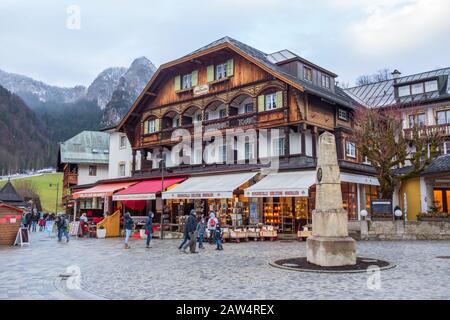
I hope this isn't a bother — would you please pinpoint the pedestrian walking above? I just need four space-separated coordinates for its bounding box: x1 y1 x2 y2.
207 211 219 244
25 211 33 230
145 211 154 248
179 210 197 253
123 212 134 249
56 215 69 243
196 215 206 249
31 211 39 232
215 223 223 251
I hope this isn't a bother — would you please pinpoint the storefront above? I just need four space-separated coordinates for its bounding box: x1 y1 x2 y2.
244 170 380 234
72 181 136 222
112 177 185 230
162 172 258 227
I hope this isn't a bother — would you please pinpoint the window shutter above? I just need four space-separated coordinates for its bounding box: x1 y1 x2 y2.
174 75 181 91
276 91 283 108
207 65 214 82
191 70 198 86
155 119 160 132
226 59 234 76
143 121 149 134
258 95 265 112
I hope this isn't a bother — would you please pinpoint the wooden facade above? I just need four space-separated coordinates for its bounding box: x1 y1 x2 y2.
119 39 366 176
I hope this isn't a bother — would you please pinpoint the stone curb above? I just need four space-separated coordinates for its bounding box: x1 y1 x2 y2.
269 257 396 274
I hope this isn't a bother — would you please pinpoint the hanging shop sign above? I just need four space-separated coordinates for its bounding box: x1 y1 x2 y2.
244 189 309 198
113 193 156 201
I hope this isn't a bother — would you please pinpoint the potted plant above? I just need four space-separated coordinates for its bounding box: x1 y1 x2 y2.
96 225 106 238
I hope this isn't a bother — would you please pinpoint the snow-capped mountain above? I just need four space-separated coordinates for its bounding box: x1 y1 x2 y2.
0 69 87 107
86 67 127 109
101 57 156 127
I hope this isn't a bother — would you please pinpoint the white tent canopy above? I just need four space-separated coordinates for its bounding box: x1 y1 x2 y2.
244 171 315 198
244 170 380 198
162 172 257 199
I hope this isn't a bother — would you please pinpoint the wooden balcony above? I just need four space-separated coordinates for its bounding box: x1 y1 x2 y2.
403 123 450 140
63 173 78 186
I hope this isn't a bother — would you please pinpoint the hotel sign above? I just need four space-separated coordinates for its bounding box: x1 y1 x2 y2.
193 84 209 96
244 189 309 198
113 193 156 201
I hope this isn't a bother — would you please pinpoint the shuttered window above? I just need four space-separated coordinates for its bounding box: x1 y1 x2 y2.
207 65 214 82
143 118 160 134
191 70 198 86
174 75 181 91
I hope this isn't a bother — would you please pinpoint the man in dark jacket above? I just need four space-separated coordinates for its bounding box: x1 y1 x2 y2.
179 210 197 253
56 215 69 243
123 212 134 249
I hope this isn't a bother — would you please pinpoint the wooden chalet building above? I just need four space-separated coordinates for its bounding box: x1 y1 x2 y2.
108 37 381 234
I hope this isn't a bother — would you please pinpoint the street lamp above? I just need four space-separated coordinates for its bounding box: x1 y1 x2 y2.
49 182 59 216
160 159 165 240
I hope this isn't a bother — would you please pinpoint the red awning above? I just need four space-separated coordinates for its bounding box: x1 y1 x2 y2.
112 177 185 201
72 182 136 199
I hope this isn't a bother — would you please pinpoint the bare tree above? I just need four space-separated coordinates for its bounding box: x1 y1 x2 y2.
356 69 391 86
354 106 408 199
355 105 444 199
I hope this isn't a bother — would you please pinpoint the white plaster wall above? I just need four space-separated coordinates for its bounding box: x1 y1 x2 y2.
305 130 313 156
289 131 301 154
108 132 140 179
78 164 109 185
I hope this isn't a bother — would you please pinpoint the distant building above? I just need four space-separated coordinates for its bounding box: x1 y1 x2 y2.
345 67 450 219
57 131 110 211
102 127 141 179
0 181 26 209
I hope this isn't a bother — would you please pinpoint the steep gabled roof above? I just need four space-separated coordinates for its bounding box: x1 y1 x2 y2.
59 131 109 165
344 67 450 108
118 36 354 130
0 181 24 202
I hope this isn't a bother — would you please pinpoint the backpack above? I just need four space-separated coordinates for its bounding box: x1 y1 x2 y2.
208 218 216 229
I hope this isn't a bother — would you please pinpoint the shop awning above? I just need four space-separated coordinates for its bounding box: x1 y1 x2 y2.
112 177 186 201
340 173 380 186
72 182 136 199
244 171 315 198
162 172 257 199
244 171 380 197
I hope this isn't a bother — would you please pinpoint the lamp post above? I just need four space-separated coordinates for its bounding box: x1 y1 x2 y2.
160 159 165 240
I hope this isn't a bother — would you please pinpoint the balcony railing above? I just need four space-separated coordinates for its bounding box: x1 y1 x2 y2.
63 172 78 186
403 123 450 139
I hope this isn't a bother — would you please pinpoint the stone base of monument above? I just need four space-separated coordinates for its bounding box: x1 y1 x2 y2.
306 236 356 267
270 256 395 273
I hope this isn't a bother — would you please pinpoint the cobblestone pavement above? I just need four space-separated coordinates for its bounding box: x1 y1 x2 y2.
0 231 449 300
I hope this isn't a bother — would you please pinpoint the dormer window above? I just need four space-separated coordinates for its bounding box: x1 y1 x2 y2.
321 74 331 88
425 80 438 92
398 79 439 98
304 66 312 82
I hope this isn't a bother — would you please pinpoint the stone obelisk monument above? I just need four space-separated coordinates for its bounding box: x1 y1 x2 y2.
306 131 356 266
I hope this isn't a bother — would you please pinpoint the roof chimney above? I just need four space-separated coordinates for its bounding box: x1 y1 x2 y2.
391 69 401 82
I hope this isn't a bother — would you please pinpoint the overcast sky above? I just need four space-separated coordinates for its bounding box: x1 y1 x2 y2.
0 0 448 88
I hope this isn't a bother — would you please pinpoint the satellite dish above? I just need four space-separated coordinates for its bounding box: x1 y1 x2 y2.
360 209 368 217
394 209 403 217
